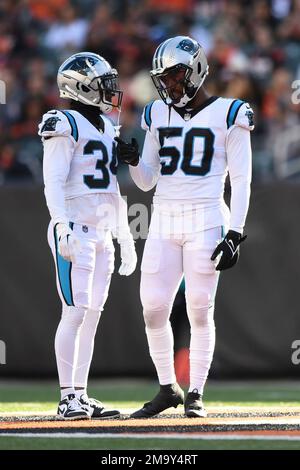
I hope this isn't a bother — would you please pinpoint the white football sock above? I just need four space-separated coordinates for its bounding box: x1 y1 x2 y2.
55 305 86 389
75 389 87 400
145 321 176 385
60 387 75 400
74 309 101 388
188 304 216 395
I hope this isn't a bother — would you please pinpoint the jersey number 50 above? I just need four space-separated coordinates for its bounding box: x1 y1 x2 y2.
83 140 117 189
159 127 215 176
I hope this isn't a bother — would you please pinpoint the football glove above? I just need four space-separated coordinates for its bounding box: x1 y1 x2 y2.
211 230 247 271
55 223 82 263
115 137 140 166
118 236 137 276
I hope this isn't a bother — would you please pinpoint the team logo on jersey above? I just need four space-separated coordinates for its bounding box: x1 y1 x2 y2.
176 39 199 55
41 117 61 133
245 109 254 127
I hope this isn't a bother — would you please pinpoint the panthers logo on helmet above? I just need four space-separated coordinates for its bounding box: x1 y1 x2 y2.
176 39 199 55
41 117 61 133
62 56 97 76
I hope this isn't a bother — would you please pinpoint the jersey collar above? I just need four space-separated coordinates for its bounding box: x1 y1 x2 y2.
71 102 105 134
172 96 219 120
81 110 105 134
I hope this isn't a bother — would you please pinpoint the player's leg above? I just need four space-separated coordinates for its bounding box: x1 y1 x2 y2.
130 236 184 418
183 226 221 417
73 308 102 392
74 231 114 391
73 231 120 418
48 222 96 419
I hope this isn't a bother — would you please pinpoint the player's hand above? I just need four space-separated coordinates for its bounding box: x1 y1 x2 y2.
118 236 137 276
115 137 140 166
55 223 82 263
211 230 247 271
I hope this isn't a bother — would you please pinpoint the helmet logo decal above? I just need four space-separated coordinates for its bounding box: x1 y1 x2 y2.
62 57 98 76
176 39 199 55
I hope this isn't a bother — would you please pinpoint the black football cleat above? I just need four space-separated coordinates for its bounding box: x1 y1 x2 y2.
130 383 184 418
79 395 120 419
184 389 207 418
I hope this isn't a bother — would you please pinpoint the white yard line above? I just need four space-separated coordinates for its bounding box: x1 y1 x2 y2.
1 432 300 441
0 411 55 417
1 405 300 417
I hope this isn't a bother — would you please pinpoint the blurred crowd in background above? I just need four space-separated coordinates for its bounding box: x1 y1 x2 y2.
0 0 300 185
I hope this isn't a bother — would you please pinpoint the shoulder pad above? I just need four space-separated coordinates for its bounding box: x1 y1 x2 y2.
38 110 79 141
141 100 156 131
226 100 254 131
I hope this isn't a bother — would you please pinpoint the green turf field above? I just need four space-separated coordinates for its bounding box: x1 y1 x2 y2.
1 437 300 451
0 380 300 450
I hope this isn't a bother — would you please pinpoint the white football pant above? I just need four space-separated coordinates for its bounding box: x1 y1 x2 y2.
140 225 223 395
48 222 114 389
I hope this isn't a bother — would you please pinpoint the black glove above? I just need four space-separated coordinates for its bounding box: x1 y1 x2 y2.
211 230 247 271
115 137 140 166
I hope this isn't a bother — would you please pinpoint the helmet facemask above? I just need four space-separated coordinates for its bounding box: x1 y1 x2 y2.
89 72 123 113
151 64 196 107
150 36 209 108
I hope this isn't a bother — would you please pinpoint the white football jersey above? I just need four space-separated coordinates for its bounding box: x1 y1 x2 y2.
141 96 254 202
39 109 119 198
39 109 131 237
129 96 253 233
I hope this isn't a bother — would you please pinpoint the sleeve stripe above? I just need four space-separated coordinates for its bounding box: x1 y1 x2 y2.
144 101 154 129
61 111 79 141
226 99 244 129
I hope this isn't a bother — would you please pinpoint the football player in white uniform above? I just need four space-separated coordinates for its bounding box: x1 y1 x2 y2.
116 36 253 418
39 52 137 420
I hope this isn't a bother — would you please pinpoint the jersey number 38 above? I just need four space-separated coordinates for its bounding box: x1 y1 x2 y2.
83 140 117 189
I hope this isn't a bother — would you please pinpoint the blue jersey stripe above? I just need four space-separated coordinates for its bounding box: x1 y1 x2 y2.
144 101 154 129
61 110 79 141
226 99 244 129
54 224 74 306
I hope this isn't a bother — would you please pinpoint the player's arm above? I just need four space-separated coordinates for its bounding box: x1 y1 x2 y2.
39 111 75 225
115 133 160 191
227 126 252 234
211 102 254 271
43 136 73 225
128 131 161 191
111 195 137 276
39 111 81 262
115 101 161 191
226 102 253 234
